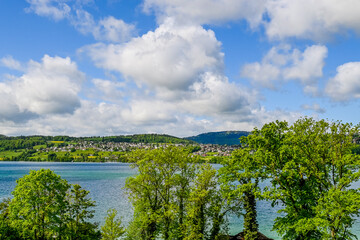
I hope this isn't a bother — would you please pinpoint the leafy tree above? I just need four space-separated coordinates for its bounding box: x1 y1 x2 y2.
6 169 100 240
125 146 199 240
220 148 261 240
101 209 125 240
184 163 230 240
9 169 70 239
125 146 231 240
243 118 360 239
66 184 99 240
0 198 20 239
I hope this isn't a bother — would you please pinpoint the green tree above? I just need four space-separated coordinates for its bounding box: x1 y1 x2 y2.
220 148 261 240
125 146 198 240
244 118 360 240
9 169 70 239
0 198 20 240
66 184 100 240
125 146 231 240
6 169 100 240
101 209 125 240
185 163 231 240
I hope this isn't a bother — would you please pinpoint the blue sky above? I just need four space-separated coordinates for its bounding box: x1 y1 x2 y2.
1 0 360 137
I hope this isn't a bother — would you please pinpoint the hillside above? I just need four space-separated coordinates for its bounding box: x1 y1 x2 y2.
185 131 249 145
0 134 194 151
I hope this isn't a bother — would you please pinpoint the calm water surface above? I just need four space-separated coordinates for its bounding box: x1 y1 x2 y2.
0 162 359 239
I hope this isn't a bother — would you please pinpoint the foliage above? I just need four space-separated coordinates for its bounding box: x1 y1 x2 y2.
101 209 125 240
243 117 360 240
125 146 230 240
220 148 261 240
3 169 100 240
0 198 20 239
66 184 99 239
184 163 232 240
9 169 70 239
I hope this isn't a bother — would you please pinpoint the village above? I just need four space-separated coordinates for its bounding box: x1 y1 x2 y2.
43 140 241 158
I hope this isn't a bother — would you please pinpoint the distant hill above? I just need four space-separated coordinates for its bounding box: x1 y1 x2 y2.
0 134 195 151
185 131 250 145
82 134 194 144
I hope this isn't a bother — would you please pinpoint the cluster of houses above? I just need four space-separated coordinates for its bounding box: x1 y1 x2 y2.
41 141 241 157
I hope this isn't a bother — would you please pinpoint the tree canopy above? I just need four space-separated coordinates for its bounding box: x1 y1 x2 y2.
240 117 360 240
1 169 100 240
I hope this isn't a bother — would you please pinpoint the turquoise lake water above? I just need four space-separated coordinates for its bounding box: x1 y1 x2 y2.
0 161 359 239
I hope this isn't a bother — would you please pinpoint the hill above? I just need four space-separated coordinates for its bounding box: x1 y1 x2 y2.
185 131 249 145
0 134 194 151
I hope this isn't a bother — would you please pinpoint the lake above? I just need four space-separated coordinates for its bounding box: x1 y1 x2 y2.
0 161 359 239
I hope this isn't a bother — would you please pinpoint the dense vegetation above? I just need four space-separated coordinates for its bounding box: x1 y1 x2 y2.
0 134 195 162
0 169 124 240
1 118 360 240
0 134 193 152
124 146 240 240
186 131 249 145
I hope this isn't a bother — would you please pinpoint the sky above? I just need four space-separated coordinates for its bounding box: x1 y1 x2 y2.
1 0 360 137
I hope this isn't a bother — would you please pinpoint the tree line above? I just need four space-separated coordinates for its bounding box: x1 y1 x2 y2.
1 117 360 239
123 118 360 240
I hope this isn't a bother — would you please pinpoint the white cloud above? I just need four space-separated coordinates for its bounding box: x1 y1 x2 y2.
83 19 223 91
0 56 23 71
92 78 125 101
71 10 136 42
264 0 360 40
242 45 327 94
79 18 292 136
25 0 71 21
180 72 255 116
97 16 136 42
121 100 177 125
144 0 360 41
325 62 360 101
0 96 302 137
0 83 37 123
143 0 266 27
0 55 84 123
26 1 135 42
301 103 326 114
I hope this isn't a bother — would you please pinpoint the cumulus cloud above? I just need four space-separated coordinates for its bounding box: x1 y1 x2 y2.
241 44 327 94
325 62 360 101
0 83 37 123
71 10 136 42
143 0 266 27
92 78 125 101
78 18 280 135
0 56 23 71
144 0 360 41
180 72 255 116
0 96 302 137
21 0 313 136
121 100 178 125
97 16 136 42
25 0 71 21
0 55 84 123
83 19 223 91
26 0 135 42
264 0 360 41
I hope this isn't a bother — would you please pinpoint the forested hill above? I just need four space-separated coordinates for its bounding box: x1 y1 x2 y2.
0 134 194 151
185 131 250 145
83 134 194 144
